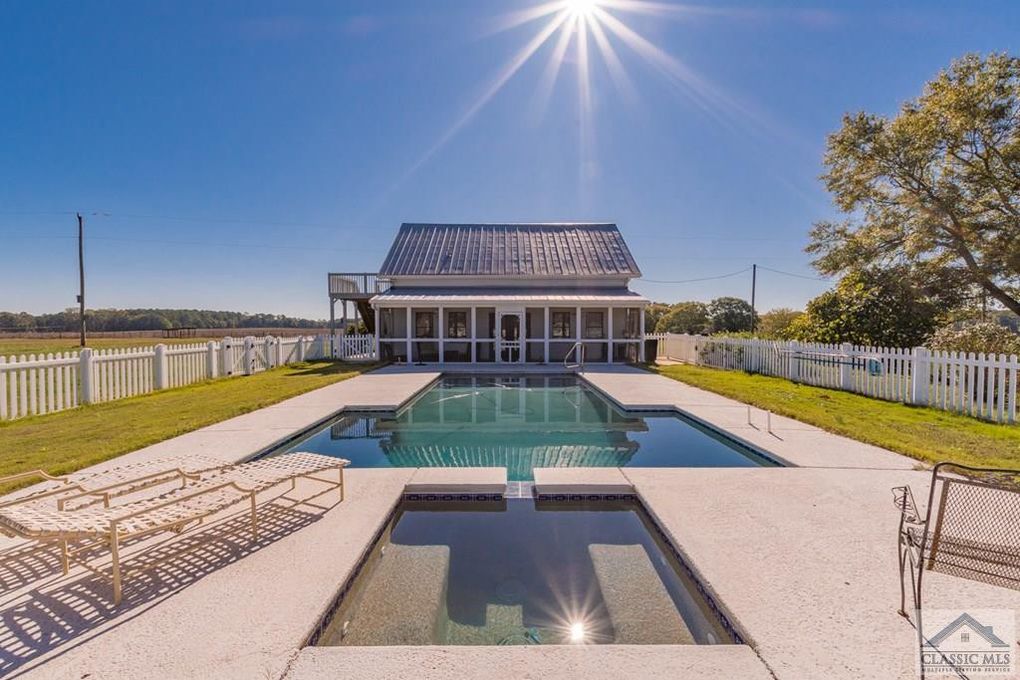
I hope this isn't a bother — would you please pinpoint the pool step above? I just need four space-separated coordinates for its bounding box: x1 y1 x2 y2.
444 604 550 645
588 544 695 644
341 544 450 646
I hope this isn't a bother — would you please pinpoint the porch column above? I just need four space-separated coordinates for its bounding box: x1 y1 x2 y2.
438 306 445 364
470 306 477 363
374 306 380 361
575 306 581 343
607 306 613 364
405 307 412 363
639 307 646 362
328 298 335 358
543 307 550 364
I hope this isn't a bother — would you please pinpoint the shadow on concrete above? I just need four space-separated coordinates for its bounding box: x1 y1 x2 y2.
0 498 332 677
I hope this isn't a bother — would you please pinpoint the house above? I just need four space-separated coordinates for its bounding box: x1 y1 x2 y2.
335 223 648 364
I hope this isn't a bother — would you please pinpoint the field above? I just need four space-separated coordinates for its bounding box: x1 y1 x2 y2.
654 363 1020 470
0 336 232 357
0 360 376 489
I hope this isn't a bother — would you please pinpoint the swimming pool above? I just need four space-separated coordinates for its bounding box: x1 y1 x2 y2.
313 498 739 646
276 375 776 480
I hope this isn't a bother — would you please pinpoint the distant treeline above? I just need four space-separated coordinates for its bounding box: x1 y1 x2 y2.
0 309 326 332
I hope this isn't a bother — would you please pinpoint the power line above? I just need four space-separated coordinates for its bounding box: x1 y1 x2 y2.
756 265 830 281
637 267 752 284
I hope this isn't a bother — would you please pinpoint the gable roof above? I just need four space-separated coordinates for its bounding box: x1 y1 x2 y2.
378 223 641 278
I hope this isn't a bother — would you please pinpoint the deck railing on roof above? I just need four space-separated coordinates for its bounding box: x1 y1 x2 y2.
328 273 390 297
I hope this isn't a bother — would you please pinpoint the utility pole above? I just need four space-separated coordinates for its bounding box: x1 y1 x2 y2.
750 263 757 333
77 212 86 347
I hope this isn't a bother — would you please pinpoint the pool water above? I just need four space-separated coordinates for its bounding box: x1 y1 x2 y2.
279 375 775 481
315 498 737 647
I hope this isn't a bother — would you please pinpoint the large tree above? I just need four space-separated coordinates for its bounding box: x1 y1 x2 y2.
808 53 1020 315
707 297 757 333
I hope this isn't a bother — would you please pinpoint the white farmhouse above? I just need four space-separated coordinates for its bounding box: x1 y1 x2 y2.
329 223 648 365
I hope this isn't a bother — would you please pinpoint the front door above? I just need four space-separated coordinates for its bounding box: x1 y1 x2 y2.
498 313 522 363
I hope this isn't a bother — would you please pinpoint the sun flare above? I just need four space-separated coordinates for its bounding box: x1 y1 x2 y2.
563 0 598 18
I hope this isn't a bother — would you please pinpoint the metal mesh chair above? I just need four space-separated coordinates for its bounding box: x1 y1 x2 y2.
893 462 1020 677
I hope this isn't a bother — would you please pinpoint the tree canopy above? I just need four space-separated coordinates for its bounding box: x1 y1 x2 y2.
0 308 325 333
808 53 1020 316
707 297 757 333
654 301 710 334
788 268 940 347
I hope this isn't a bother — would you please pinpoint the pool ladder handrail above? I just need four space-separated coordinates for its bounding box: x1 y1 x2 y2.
563 341 585 371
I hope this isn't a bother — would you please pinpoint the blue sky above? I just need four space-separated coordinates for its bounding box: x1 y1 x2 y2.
2 1 1017 320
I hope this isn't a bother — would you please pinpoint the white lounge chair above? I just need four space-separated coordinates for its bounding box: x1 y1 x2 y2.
0 454 230 511
0 452 349 604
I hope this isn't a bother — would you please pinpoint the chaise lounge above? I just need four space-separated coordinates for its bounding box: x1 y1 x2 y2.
0 452 349 604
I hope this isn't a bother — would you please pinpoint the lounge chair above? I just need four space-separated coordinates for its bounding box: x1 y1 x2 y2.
0 454 230 511
0 452 349 604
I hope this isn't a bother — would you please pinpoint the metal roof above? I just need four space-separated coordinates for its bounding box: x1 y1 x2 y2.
370 287 648 305
378 223 641 278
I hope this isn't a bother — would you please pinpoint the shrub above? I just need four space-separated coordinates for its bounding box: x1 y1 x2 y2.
927 322 1020 356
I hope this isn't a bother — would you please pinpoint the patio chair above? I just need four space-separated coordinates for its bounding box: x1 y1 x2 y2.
893 462 1020 676
0 452 349 604
0 454 230 511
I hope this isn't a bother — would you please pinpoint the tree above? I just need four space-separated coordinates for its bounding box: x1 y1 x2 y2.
655 302 709 334
757 308 803 339
707 297 756 333
644 303 672 334
808 53 1020 316
788 268 940 347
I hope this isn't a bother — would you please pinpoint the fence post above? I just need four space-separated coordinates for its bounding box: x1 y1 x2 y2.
296 336 306 362
206 341 218 378
221 337 234 376
154 344 169 390
264 336 275 369
910 347 929 406
788 340 800 383
79 349 95 404
243 336 255 375
840 342 853 391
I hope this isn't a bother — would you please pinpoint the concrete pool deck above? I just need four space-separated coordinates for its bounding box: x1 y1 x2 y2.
2 363 1016 679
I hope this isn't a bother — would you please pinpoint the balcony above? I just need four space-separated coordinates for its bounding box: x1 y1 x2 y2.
328 273 390 300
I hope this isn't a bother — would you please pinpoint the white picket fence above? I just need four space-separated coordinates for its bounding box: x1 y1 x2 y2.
656 334 1020 424
0 334 337 421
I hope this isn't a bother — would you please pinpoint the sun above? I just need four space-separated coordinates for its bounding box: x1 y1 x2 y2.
563 0 598 18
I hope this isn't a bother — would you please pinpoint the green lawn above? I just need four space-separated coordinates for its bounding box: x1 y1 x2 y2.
0 360 377 488
653 363 1020 470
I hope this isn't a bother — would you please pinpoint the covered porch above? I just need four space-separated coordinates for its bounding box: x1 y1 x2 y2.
371 289 647 365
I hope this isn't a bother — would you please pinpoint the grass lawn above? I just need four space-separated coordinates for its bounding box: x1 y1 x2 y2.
653 363 1020 470
0 337 229 356
0 360 377 488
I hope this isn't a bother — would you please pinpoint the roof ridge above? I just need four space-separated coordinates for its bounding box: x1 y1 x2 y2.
399 222 618 230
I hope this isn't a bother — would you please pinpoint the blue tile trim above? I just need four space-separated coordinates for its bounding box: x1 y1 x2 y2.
403 493 505 502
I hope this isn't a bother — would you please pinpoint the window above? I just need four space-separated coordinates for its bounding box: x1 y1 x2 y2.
584 311 604 339
551 311 572 338
960 632 970 643
415 311 435 338
447 311 468 338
